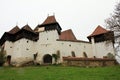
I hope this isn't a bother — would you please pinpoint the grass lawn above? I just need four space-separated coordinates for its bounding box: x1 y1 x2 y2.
0 65 120 80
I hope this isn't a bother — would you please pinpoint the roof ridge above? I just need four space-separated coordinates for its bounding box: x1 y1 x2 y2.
62 29 72 32
40 15 57 26
88 25 109 37
8 26 20 34
22 24 34 32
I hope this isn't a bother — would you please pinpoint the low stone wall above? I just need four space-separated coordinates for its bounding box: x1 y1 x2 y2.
3 57 34 67
62 57 117 67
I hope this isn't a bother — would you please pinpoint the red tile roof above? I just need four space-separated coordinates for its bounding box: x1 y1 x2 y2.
88 25 110 37
8 26 20 34
59 29 77 40
40 15 57 25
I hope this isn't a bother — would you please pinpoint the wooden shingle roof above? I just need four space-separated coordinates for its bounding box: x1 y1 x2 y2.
22 24 34 32
8 26 20 34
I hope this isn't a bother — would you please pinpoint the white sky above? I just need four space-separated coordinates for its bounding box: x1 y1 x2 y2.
0 0 119 41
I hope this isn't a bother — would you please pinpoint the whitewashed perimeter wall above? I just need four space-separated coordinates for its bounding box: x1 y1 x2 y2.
4 41 14 56
4 39 36 64
55 41 93 61
94 41 115 58
35 30 93 63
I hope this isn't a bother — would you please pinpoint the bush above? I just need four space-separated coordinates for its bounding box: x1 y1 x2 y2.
52 54 58 63
0 48 6 66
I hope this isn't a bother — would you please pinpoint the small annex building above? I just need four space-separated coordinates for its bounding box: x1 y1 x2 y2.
0 15 115 66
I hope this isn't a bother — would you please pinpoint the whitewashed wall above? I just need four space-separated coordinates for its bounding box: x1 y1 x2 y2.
4 38 36 65
12 38 36 64
35 30 93 63
4 41 14 55
3 29 115 65
114 36 120 63
55 41 93 62
94 41 115 58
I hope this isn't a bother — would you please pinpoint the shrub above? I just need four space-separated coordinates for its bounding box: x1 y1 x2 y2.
52 54 58 63
0 48 6 66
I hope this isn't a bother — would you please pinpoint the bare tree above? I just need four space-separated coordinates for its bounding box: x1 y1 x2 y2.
105 2 120 61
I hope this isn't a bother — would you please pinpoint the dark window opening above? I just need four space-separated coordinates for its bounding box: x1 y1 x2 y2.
26 48 29 50
93 56 96 58
7 55 11 65
71 51 76 57
43 54 52 63
69 44 71 47
83 52 88 58
34 53 38 60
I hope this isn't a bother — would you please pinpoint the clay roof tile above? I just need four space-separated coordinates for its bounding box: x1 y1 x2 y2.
88 25 109 37
59 29 77 40
41 15 57 25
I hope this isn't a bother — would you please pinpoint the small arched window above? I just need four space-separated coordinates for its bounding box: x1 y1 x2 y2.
7 55 11 65
27 41 29 43
56 50 60 58
69 44 71 47
107 53 114 59
83 52 88 58
71 51 76 57
34 53 38 60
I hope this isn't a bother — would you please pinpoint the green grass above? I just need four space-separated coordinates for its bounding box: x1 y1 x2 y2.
0 65 120 80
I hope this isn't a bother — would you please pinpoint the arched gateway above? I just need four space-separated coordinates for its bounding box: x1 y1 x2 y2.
43 54 52 63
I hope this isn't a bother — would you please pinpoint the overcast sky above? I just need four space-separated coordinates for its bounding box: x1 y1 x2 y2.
0 0 119 41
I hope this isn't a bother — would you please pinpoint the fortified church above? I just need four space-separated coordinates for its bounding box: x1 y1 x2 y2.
0 15 115 66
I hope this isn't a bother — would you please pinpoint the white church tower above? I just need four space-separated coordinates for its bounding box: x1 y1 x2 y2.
34 15 62 64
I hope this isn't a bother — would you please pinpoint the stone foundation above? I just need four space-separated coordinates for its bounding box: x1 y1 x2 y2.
62 57 117 67
10 57 34 67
